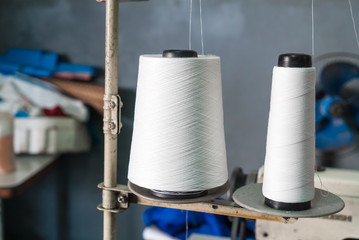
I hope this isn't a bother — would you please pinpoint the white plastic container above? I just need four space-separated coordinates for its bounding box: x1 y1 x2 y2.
14 117 90 154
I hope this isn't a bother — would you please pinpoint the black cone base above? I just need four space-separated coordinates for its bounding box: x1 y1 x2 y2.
128 180 229 204
233 183 345 218
265 197 311 211
150 189 207 199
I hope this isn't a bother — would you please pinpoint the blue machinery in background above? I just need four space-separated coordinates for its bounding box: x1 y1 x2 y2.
315 53 359 152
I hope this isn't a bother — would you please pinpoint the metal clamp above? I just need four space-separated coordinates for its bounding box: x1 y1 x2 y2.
103 94 123 135
98 183 129 213
96 183 296 223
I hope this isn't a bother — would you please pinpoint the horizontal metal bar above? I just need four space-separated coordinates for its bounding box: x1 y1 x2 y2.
98 183 297 224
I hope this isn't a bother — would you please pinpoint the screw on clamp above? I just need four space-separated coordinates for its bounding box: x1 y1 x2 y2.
110 122 116 130
103 94 123 135
97 183 129 212
118 194 129 209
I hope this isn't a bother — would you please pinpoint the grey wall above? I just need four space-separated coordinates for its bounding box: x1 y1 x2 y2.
1 0 359 239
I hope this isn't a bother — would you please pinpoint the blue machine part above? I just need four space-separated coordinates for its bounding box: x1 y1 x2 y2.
318 96 342 119
316 61 359 151
316 117 353 151
320 62 359 95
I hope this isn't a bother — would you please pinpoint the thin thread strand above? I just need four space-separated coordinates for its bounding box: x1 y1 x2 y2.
312 0 315 56
315 171 329 197
200 0 204 55
189 0 193 50
348 0 359 51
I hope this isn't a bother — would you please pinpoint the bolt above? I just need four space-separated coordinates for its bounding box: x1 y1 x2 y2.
110 101 116 109
118 195 127 203
110 122 116 130
329 102 344 118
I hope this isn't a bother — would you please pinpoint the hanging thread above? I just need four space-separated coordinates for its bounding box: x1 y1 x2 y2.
189 0 193 50
263 56 316 206
348 0 359 51
315 170 330 197
311 0 315 56
199 0 204 55
128 54 228 192
188 0 205 54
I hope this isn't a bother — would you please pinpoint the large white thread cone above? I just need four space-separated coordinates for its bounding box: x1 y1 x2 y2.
128 54 228 193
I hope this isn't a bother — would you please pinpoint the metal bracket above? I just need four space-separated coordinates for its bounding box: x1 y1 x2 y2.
97 183 296 224
103 94 123 135
98 183 129 213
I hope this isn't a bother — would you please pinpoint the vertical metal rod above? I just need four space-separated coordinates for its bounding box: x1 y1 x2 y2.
0 199 3 240
103 0 119 239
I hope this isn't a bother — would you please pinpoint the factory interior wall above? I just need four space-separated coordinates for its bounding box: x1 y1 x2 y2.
1 0 359 239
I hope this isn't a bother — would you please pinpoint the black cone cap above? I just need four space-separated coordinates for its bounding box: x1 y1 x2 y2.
162 49 198 58
278 53 312 68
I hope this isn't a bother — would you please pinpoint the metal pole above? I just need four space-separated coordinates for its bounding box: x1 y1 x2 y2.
103 0 119 239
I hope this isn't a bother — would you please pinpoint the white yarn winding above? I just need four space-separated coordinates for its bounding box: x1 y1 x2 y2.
128 55 228 192
263 66 316 203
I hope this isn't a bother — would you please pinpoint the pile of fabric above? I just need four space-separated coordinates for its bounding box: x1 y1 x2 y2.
142 207 255 240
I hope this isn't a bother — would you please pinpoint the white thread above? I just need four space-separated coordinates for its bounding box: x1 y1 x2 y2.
189 0 193 50
312 0 315 56
315 171 329 197
348 0 359 51
263 66 316 203
128 55 228 192
200 0 204 55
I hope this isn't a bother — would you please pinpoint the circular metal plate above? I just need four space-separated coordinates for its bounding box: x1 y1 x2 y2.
128 180 230 204
232 183 345 218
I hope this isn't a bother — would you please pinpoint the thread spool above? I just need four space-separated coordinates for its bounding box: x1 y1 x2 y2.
262 53 315 211
232 53 344 217
128 50 229 203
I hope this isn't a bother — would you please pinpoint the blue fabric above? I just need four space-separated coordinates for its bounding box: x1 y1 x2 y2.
55 62 96 74
5 48 44 67
15 110 29 118
21 65 53 77
0 48 95 78
0 61 20 74
143 207 232 240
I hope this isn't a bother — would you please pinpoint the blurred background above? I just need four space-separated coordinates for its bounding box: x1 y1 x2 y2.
1 0 359 239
